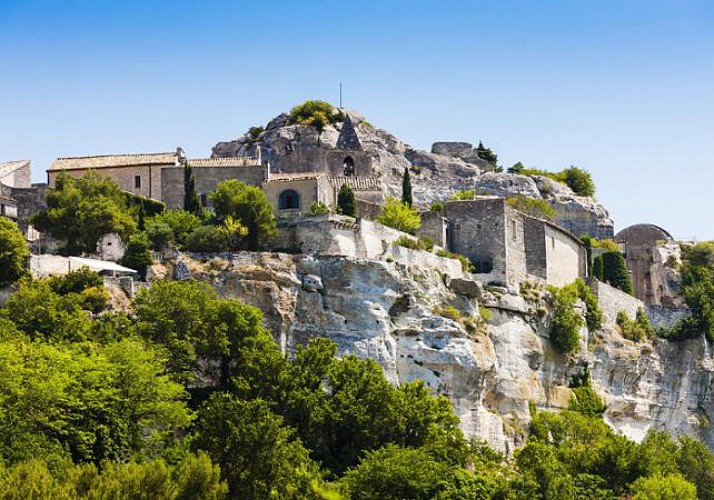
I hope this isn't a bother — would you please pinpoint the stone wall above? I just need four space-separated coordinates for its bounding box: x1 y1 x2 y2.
48 165 165 201
8 184 47 235
274 214 412 259
272 147 376 178
588 278 644 325
524 218 547 280
418 211 448 248
544 223 586 287
262 176 334 218
161 165 266 209
0 161 31 189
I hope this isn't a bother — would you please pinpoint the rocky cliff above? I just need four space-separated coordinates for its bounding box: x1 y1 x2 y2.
167 251 714 454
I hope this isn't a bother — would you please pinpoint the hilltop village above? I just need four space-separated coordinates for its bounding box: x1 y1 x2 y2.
4 100 714 496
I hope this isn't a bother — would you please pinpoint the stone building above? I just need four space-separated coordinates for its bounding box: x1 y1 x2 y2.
0 160 46 235
445 197 586 287
614 224 681 306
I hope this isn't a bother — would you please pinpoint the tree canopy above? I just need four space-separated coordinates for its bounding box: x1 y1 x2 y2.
0 217 29 286
377 196 421 235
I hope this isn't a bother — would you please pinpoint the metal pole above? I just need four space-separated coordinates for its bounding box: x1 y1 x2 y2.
339 83 343 108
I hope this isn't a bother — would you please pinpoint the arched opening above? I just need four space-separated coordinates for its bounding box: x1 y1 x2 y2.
343 156 355 176
278 189 300 210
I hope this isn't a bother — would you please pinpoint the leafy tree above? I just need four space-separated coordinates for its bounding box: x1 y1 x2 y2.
677 435 714 499
32 172 137 254
401 167 413 207
183 164 202 216
377 196 421 235
337 184 356 217
216 216 248 252
209 179 276 251
289 100 342 127
47 267 103 295
185 225 228 253
563 166 596 197
547 284 583 354
121 233 153 280
174 451 228 500
630 473 697 500
0 218 29 286
601 250 634 295
146 220 174 250
148 210 202 248
193 393 321 499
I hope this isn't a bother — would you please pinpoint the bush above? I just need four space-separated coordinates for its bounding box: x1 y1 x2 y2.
146 220 175 250
121 233 153 281
80 286 111 314
0 218 29 286
48 267 103 295
601 251 634 295
436 249 474 272
506 195 557 219
616 308 654 342
148 210 202 248
288 100 343 129
433 304 460 322
572 278 603 331
520 166 596 197
548 285 584 354
309 201 331 215
185 225 228 253
448 189 475 201
393 236 422 250
377 196 421 235
337 184 356 217
430 201 444 213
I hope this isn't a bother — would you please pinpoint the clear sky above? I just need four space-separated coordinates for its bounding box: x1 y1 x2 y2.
1 0 712 239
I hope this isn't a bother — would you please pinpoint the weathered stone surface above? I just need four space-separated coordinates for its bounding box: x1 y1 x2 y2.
475 172 542 199
174 251 714 454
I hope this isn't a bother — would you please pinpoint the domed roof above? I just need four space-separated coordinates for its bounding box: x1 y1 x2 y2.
614 224 673 245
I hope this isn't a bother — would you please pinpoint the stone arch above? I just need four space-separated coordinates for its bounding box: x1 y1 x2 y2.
343 156 355 176
278 189 300 210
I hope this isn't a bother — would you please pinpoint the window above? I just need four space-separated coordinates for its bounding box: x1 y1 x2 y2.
278 190 300 209
552 236 556 248
200 193 208 206
512 220 517 241
134 175 141 189
343 156 355 176
0 204 5 215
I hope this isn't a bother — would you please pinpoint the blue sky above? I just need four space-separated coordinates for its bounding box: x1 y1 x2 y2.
1 0 713 238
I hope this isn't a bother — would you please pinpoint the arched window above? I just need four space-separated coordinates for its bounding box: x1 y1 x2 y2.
343 156 355 176
278 190 300 209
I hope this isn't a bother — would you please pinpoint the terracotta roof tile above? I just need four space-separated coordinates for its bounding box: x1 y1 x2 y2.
49 152 177 171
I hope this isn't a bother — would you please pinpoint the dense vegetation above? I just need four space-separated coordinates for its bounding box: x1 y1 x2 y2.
519 165 596 197
0 217 29 286
377 196 421 235
505 196 556 220
289 100 344 136
0 259 712 497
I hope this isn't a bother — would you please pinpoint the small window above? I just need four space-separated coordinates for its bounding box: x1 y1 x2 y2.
512 220 517 241
278 190 300 210
0 204 5 215
200 193 208 206
134 175 141 189
343 156 355 176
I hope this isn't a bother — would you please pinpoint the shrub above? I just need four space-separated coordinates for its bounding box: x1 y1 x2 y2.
393 236 422 250
185 225 228 253
48 267 103 295
476 141 498 167
572 278 603 331
520 166 596 197
288 100 343 129
0 218 29 286
616 308 653 342
430 201 444 213
601 251 634 295
309 201 331 215
436 249 473 272
121 233 153 281
479 306 493 322
506 195 557 220
148 210 202 248
145 220 174 250
377 197 421 235
337 184 356 217
245 125 264 142
80 286 111 314
433 304 460 322
548 285 584 354
448 189 475 201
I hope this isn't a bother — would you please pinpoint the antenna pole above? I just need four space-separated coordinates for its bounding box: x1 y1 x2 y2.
339 82 343 108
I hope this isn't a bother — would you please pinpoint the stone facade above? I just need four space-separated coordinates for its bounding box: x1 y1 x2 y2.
262 173 334 219
614 224 680 306
161 158 265 209
446 197 585 287
587 278 645 326
418 211 448 248
0 160 45 234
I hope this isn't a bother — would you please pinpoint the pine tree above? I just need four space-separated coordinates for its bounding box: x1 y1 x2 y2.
183 164 202 216
337 184 356 217
476 141 498 167
401 167 413 207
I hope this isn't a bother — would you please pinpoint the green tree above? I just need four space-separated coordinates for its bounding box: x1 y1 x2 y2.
401 167 413 207
183 164 202 216
209 179 276 251
0 218 29 286
508 161 525 174
563 166 596 197
631 473 697 500
146 220 174 250
185 225 228 253
677 435 714 499
289 100 342 127
337 184 356 217
593 254 604 280
476 141 498 167
193 393 320 499
216 216 248 252
32 172 136 254
548 284 583 354
174 451 228 500
121 233 153 280
601 251 634 295
377 196 421 235
148 209 202 248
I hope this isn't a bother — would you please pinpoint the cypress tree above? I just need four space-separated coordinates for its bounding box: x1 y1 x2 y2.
580 235 593 276
401 167 413 207
601 251 634 295
184 164 202 216
337 184 356 217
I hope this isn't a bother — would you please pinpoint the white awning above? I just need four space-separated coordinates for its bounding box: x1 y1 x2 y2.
68 256 137 274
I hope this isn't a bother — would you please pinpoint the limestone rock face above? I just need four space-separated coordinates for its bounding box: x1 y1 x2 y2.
179 251 714 453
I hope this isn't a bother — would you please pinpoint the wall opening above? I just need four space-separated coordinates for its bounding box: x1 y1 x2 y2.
134 175 141 189
278 189 300 209
343 156 355 176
